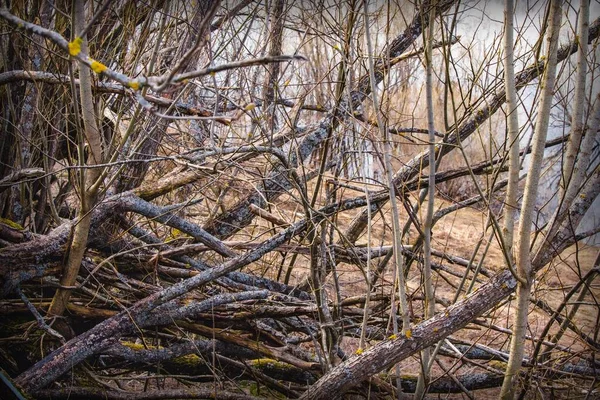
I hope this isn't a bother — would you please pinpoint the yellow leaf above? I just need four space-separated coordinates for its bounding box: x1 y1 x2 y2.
388 334 397 340
68 37 83 56
244 103 256 111
405 329 412 339
90 60 107 74
128 80 140 90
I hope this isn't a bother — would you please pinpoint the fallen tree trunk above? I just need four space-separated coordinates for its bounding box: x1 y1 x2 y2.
299 269 517 399
35 388 263 400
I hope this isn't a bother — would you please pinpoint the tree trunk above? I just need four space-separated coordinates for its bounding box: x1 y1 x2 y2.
500 3 563 396
47 0 104 318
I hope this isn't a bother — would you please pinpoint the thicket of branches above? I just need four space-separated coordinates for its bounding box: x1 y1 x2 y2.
0 0 599 399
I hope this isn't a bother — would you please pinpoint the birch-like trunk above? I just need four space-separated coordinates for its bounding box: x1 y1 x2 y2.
560 0 589 198
502 0 520 258
547 0 595 237
499 1 564 398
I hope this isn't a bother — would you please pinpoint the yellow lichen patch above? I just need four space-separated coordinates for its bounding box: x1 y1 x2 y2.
355 348 363 355
250 358 279 368
405 329 412 339
90 60 107 74
122 342 203 367
128 80 140 90
176 353 202 366
0 218 24 230
249 358 295 372
122 341 160 351
488 360 508 371
68 37 83 56
388 334 397 340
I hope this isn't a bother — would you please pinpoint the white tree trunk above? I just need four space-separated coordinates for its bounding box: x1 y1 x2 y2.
502 0 520 258
500 1 564 398
561 0 589 197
